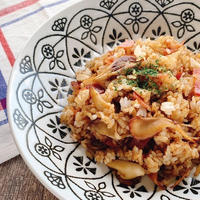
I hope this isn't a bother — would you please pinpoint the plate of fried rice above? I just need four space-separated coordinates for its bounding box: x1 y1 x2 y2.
8 0 200 199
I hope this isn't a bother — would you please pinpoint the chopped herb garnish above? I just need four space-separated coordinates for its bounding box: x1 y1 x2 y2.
138 56 143 60
117 79 122 84
137 78 149 89
155 59 159 65
136 68 158 77
125 68 134 75
159 66 167 72
149 81 159 89
126 79 137 86
114 58 171 96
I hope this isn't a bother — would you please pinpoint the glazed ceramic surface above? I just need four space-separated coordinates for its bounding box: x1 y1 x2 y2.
8 0 200 199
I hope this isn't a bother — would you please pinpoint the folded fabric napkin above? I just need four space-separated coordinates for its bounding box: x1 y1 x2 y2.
0 0 70 164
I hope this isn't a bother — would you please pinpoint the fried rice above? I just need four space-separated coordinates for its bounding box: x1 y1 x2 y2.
61 36 200 188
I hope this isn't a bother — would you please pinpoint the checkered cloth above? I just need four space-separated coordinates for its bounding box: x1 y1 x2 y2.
0 0 70 164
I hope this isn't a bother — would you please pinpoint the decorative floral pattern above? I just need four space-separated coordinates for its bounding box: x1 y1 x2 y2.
117 184 148 198
67 88 73 96
151 26 166 40
42 44 55 59
22 89 53 113
155 0 174 8
52 18 67 31
34 137 65 160
107 29 126 48
73 156 96 175
181 9 195 23
84 181 115 199
44 171 65 189
36 89 53 113
129 2 143 17
22 89 37 104
10 0 200 199
85 191 103 200
124 3 149 34
187 41 200 52
47 115 68 139
49 78 68 99
171 9 195 39
46 136 65 160
160 195 170 200
35 143 50 157
42 44 66 70
81 15 93 30
20 56 33 74
13 109 28 130
80 15 102 45
72 48 91 67
173 178 200 195
99 0 118 10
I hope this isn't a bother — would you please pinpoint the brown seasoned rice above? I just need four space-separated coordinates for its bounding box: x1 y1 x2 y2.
61 36 200 188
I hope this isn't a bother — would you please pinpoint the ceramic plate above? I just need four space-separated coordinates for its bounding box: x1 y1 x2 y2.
8 0 200 199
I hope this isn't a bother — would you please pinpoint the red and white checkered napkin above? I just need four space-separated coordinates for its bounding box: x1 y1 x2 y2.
0 0 70 164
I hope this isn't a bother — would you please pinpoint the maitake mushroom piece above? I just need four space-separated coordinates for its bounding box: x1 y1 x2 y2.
90 121 122 140
129 117 194 142
107 160 145 180
90 87 114 111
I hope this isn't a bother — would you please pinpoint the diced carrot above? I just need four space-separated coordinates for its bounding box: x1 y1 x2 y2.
193 67 200 96
104 56 114 65
163 48 179 55
176 72 182 80
163 40 183 55
163 48 171 56
176 66 183 80
157 73 170 86
165 39 183 49
133 91 151 111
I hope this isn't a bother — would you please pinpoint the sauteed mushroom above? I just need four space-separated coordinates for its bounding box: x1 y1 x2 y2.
107 160 145 180
90 87 114 111
129 117 194 142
